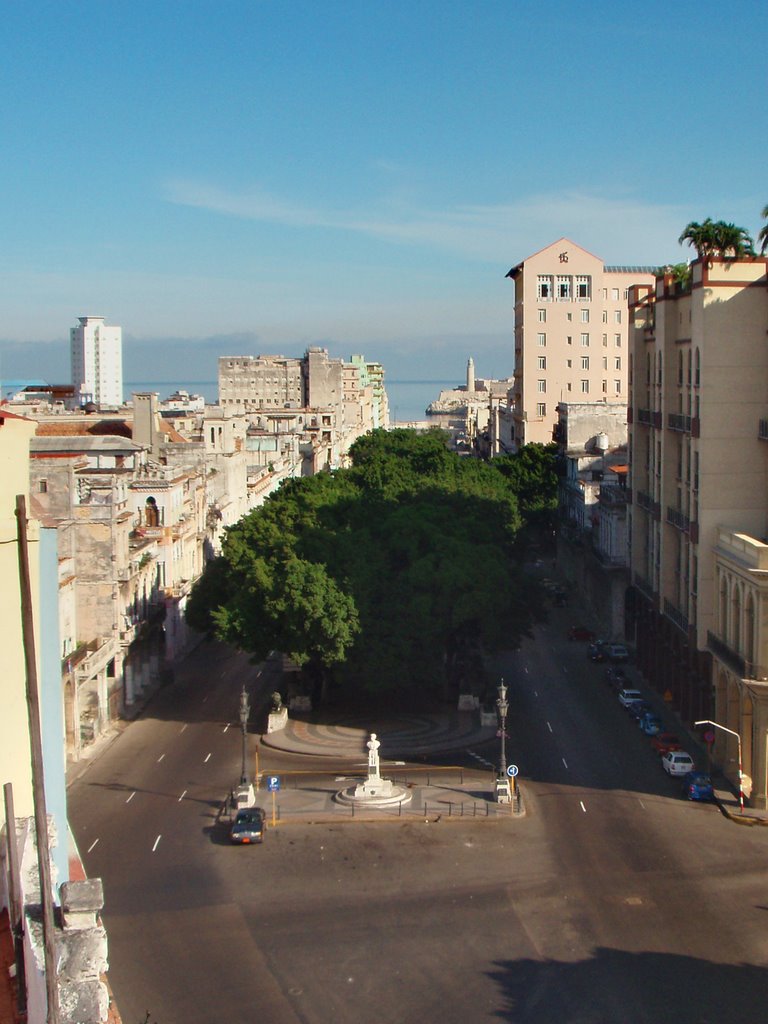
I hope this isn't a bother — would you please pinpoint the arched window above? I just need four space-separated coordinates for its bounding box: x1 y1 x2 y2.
145 496 159 527
730 580 742 652
745 591 756 668
719 572 728 637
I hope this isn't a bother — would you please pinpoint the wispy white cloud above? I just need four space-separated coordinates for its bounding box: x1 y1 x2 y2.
165 178 688 265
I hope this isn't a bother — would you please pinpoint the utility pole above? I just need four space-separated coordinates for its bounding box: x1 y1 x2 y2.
16 494 60 1023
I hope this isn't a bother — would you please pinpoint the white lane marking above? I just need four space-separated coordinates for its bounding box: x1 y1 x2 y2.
178 790 187 802
204 753 212 763
180 724 188 734
222 724 230 733
126 791 136 804
546 721 553 733
638 799 646 809
524 666 529 674
580 801 587 813
152 835 162 852
562 757 569 770
534 690 538 697
87 839 99 853
255 670 262 677
157 754 165 763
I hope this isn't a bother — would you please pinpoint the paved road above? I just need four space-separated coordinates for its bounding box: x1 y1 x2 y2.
68 630 768 1024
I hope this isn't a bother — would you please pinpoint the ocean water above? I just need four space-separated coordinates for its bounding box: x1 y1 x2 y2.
124 378 458 425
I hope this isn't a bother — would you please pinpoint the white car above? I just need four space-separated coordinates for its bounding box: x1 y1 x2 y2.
618 688 643 707
662 750 695 776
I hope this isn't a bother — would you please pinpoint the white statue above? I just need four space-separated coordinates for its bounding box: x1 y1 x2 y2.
367 733 382 779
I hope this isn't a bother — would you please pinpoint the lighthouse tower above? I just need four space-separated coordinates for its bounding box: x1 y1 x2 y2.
466 356 475 394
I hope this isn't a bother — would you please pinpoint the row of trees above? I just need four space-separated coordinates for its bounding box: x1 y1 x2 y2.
187 429 558 703
678 206 768 259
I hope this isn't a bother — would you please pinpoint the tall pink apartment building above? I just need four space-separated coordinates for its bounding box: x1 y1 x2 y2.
506 239 655 449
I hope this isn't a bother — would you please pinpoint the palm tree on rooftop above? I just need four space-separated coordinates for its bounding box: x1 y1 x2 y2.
758 205 768 255
679 218 755 260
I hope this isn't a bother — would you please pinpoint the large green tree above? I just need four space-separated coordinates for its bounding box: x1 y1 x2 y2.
188 428 553 700
679 218 755 259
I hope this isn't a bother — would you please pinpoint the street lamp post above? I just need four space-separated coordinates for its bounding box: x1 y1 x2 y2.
495 679 512 804
695 718 744 813
239 685 250 786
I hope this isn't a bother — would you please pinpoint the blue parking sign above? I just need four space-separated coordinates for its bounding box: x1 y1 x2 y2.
267 775 281 792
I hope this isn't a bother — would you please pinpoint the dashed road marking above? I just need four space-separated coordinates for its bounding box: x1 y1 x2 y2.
157 754 165 763
125 791 136 804
152 835 162 852
547 721 553 733
180 724 188 734
223 724 230 733
178 790 187 802
87 839 99 853
467 750 495 770
580 801 587 813
562 757 569 770
204 753 212 763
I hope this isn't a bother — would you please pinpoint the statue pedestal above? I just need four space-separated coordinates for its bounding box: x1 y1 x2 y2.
495 778 512 804
267 707 288 734
352 775 395 801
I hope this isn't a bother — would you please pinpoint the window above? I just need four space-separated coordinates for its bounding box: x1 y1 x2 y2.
602 288 608 299
581 380 590 393
602 357 608 370
576 275 591 299
567 335 573 345
556 275 571 300
567 383 572 391
566 359 572 368
536 403 546 417
581 308 589 323
612 288 619 300
538 308 547 322
615 380 622 394
614 310 622 324
538 356 546 369
537 379 546 393
39 479 48 493
537 276 553 300
581 356 590 370
615 333 621 347
580 333 590 347
602 380 607 393
602 310 608 323
602 333 608 347
615 357 622 370
537 332 546 346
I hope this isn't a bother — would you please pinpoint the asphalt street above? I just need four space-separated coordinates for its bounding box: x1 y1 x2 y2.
67 625 768 1024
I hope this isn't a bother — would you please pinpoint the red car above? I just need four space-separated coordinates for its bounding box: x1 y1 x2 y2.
568 625 596 642
651 732 682 755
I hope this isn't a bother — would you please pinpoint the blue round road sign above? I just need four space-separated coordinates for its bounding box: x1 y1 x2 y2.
507 764 519 778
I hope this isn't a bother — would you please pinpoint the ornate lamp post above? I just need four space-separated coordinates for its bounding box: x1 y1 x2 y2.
239 685 250 786
495 678 512 803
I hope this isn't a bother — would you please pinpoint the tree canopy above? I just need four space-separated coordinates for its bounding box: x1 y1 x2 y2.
678 218 755 260
187 429 556 700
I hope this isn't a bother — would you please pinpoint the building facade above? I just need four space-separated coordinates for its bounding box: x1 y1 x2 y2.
70 315 123 408
627 256 768 807
506 239 655 449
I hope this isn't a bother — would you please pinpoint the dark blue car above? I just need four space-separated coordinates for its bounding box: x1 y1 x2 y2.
682 772 715 802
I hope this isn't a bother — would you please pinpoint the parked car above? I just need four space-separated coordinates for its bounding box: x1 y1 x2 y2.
627 700 653 721
229 807 266 844
568 625 596 642
618 688 644 708
604 643 629 663
651 732 682 755
639 713 663 736
682 772 715 802
662 750 695 776
605 666 628 690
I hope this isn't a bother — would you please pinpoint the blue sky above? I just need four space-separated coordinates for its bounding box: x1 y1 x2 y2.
1 0 765 384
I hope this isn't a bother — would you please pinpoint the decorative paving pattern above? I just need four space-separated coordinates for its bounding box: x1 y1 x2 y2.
270 712 495 758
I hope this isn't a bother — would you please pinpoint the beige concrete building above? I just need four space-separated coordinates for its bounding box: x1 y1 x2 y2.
627 256 768 807
506 238 655 449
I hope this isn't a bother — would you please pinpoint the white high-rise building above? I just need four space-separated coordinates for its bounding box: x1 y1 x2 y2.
70 315 123 408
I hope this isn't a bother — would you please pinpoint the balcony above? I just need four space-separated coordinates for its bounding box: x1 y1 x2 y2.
707 631 768 682
637 408 653 425
637 491 660 518
599 484 628 507
668 412 691 433
633 573 655 601
663 598 689 636
667 506 690 532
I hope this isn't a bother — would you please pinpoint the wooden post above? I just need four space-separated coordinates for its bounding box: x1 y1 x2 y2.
15 495 60 1024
